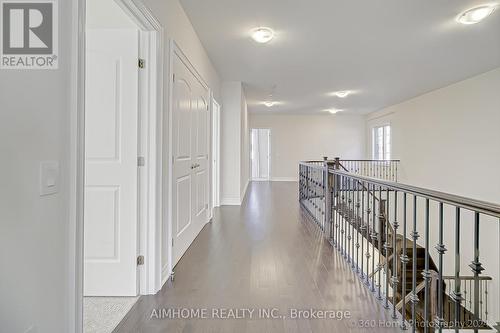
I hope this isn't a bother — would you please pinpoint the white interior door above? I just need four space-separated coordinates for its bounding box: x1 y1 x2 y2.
251 129 271 180
84 29 139 296
172 51 210 266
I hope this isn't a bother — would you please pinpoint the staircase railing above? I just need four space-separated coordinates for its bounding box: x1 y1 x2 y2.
298 157 500 332
338 159 400 182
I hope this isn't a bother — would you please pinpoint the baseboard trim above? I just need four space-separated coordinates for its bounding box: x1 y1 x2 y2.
240 180 249 203
161 264 172 287
271 177 297 182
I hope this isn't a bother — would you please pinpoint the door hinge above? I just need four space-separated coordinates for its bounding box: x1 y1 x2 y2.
137 255 145 266
172 73 176 82
171 238 174 247
138 58 145 69
138 156 145 167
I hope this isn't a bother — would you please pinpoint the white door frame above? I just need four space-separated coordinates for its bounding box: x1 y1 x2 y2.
166 41 211 282
211 98 221 211
250 128 271 181
74 0 164 331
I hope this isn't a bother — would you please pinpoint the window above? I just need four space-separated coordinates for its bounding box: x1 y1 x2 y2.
372 125 391 160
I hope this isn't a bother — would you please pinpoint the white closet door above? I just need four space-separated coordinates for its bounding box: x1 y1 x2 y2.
172 51 210 266
192 76 210 226
84 29 139 296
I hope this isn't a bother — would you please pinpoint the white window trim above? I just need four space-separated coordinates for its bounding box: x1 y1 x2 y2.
372 124 391 160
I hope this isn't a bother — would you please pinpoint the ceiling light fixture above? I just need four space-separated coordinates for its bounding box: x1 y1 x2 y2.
324 109 343 114
251 27 275 43
333 91 351 98
457 4 497 24
263 101 276 107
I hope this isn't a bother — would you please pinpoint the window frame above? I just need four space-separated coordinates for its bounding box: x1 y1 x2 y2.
372 124 391 160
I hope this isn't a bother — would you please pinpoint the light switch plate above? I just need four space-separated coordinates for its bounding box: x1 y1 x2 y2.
40 161 59 196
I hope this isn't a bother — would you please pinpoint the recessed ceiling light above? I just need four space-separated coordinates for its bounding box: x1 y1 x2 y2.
323 109 343 114
457 5 497 24
251 27 274 43
263 101 276 107
333 91 351 98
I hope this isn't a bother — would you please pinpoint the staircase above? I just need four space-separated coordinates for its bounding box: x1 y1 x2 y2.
299 158 499 332
337 194 491 331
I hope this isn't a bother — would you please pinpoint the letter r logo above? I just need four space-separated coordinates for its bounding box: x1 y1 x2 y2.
2 2 53 54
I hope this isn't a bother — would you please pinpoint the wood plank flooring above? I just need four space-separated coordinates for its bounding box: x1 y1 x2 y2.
114 181 403 332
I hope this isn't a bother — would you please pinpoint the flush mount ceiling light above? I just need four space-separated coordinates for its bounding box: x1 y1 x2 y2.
324 109 343 114
457 4 497 24
332 90 351 98
251 27 275 43
263 101 276 107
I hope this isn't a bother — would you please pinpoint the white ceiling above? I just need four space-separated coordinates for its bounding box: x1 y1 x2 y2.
180 0 500 114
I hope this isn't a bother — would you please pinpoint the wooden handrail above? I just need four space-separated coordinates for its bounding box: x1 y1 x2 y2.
396 280 426 310
442 276 492 281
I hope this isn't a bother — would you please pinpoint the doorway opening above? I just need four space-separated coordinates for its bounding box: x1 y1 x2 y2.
212 99 221 210
251 128 271 181
82 0 163 332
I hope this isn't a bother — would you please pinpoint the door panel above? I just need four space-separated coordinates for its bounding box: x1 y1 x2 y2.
172 51 210 266
172 54 195 265
195 169 207 216
193 86 209 223
84 29 139 296
174 78 192 160
175 176 192 235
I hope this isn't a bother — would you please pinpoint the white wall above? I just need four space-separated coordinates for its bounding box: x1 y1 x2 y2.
249 114 366 180
365 67 500 325
142 0 220 100
86 0 136 29
0 1 77 332
220 81 246 204
0 0 222 331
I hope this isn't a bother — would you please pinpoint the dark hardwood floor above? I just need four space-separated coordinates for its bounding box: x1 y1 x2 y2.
114 181 402 332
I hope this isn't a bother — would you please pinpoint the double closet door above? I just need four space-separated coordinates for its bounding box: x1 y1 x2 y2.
171 51 210 266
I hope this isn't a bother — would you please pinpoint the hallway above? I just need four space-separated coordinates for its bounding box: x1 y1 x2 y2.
115 182 401 332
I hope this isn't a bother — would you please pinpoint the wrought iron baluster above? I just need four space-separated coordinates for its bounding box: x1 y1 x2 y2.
470 212 483 333
391 190 399 319
410 195 419 333
384 188 390 309
361 181 365 278
484 280 488 321
371 183 377 292
377 185 383 300
350 177 354 265
335 172 340 250
347 177 352 262
401 193 409 329
423 199 430 333
436 202 446 332
355 180 360 271
341 176 346 257
452 207 463 333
